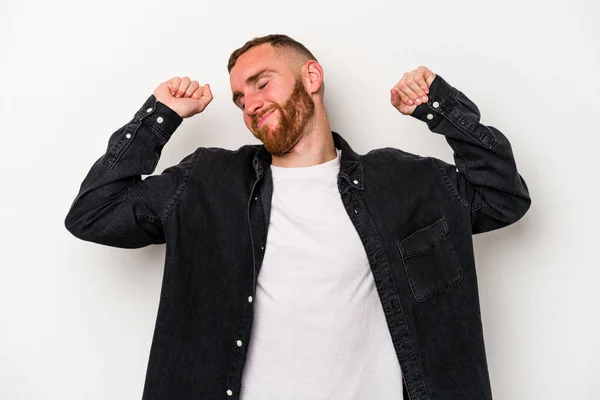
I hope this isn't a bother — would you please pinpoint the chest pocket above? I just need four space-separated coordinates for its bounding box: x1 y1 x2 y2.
397 217 463 302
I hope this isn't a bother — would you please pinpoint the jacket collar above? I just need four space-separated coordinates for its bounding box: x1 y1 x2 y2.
252 131 364 191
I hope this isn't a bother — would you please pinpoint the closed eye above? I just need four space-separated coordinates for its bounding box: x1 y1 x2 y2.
236 79 271 110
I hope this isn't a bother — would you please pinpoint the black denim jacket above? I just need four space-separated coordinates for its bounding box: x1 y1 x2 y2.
65 75 531 400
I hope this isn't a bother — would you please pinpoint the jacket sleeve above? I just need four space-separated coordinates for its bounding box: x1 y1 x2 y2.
411 75 531 234
64 94 198 248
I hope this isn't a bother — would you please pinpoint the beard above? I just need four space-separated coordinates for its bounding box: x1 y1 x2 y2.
251 77 315 155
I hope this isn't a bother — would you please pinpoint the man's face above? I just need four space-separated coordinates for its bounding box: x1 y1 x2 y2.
230 44 315 155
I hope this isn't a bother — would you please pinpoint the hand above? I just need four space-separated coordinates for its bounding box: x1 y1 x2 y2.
153 77 213 118
390 66 436 115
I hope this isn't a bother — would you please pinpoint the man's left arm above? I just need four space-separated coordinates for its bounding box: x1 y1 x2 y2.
391 67 531 234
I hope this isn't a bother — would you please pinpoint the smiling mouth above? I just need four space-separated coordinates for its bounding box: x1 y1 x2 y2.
257 110 275 128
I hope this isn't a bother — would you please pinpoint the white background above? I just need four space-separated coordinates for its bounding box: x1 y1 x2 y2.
1 0 599 399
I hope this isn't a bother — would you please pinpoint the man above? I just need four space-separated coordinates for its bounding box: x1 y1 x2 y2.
65 34 531 400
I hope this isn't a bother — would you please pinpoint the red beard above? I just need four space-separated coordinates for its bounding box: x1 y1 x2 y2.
251 78 315 155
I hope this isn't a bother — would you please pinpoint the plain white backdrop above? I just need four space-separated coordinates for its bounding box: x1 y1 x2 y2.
1 0 599 398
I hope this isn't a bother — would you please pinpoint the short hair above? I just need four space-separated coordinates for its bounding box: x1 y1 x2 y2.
227 34 318 73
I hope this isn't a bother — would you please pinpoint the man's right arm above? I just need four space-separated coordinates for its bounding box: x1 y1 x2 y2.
64 77 213 248
64 95 195 248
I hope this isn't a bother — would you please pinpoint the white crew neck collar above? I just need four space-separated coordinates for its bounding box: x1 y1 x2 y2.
270 149 341 180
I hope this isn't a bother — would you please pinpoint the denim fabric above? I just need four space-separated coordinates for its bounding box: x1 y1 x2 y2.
65 75 531 400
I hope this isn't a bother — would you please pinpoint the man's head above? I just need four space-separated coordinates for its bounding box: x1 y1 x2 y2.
228 34 324 155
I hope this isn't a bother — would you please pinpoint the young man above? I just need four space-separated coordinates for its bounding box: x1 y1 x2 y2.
65 34 531 400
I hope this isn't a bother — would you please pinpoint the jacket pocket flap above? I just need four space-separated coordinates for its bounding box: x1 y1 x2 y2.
399 217 449 258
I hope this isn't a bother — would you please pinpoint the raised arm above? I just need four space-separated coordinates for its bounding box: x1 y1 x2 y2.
64 78 213 247
391 67 531 234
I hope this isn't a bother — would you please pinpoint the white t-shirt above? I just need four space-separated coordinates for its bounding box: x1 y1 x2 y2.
240 150 403 400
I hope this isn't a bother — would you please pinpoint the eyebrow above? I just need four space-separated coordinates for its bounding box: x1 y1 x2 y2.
232 68 275 107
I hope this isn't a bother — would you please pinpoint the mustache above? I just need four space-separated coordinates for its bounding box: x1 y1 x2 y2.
252 105 279 128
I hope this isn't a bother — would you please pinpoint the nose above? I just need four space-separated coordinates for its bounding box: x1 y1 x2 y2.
244 92 264 117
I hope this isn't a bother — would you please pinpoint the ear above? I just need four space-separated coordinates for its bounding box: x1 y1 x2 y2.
301 60 324 95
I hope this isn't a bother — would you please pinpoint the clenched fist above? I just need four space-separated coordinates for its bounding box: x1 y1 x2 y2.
153 77 213 119
390 66 436 115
